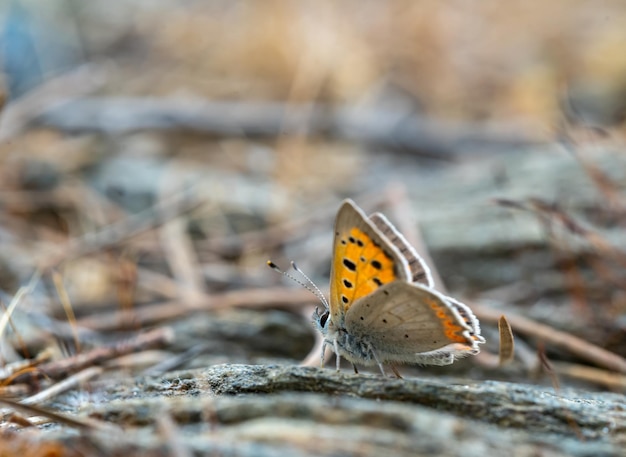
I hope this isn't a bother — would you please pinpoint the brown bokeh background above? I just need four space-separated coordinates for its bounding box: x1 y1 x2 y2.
0 0 625 397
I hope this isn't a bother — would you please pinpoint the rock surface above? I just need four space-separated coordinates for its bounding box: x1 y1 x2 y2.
11 364 623 456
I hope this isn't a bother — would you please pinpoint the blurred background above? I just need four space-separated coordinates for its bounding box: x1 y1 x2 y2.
0 0 625 392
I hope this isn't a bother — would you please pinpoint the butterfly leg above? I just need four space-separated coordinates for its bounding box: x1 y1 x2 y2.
320 343 326 368
334 340 341 371
370 349 387 376
352 363 359 374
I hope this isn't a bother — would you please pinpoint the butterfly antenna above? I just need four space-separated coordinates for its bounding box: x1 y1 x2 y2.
290 261 329 309
266 260 329 309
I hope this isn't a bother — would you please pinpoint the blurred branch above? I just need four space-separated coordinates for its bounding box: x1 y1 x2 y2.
473 303 626 374
37 188 201 271
32 98 545 158
20 366 103 405
9 327 173 385
0 64 106 142
75 287 316 331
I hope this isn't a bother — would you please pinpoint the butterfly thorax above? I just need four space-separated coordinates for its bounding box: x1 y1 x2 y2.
313 308 378 366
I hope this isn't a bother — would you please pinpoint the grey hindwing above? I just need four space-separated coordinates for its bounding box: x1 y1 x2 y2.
344 281 472 355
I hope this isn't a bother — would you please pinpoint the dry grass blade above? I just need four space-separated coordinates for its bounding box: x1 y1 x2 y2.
159 210 206 308
558 125 626 210
495 196 626 269
143 343 209 376
0 398 97 431
537 342 560 391
0 301 30 361
498 315 515 365
0 271 42 357
51 270 81 353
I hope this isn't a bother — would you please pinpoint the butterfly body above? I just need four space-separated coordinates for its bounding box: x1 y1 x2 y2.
313 199 484 374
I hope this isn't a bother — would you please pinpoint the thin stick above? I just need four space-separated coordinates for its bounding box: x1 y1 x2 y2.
76 288 317 331
159 202 206 308
551 361 626 391
0 301 30 361
0 270 42 356
473 303 626 374
11 327 173 384
52 270 81 353
20 366 103 405
0 398 96 431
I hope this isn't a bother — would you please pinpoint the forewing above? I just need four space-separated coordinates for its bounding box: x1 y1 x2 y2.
369 212 434 287
330 200 411 325
344 282 478 356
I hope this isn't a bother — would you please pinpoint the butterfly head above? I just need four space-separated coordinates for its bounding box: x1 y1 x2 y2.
313 306 332 337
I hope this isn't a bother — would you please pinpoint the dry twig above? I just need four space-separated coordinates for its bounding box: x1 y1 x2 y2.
10 327 173 385
34 98 544 157
473 303 626 374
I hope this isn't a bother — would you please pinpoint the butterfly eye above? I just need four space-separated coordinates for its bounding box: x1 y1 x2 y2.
319 311 330 328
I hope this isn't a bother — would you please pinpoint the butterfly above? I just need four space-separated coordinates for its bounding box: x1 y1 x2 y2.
312 199 484 375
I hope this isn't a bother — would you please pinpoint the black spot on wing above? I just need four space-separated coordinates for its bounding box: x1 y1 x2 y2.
371 260 382 270
343 259 356 271
343 279 353 288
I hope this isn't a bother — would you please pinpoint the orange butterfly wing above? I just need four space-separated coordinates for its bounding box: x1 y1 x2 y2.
329 200 411 325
